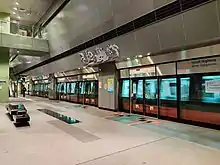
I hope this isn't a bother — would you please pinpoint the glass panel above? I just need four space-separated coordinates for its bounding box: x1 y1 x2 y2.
86 82 92 95
180 75 220 125
145 79 158 115
136 80 143 98
121 80 130 97
145 79 157 99
159 77 177 118
40 84 44 92
180 78 190 101
156 63 176 76
131 80 144 113
63 83 67 94
91 82 95 95
67 83 71 94
160 78 177 100
202 75 220 103
79 82 85 94
71 83 76 94
57 83 61 92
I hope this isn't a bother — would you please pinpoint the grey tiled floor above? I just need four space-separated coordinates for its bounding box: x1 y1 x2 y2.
1 96 219 165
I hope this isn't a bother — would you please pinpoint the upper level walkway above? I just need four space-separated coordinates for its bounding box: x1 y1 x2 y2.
1 96 220 165
0 20 49 53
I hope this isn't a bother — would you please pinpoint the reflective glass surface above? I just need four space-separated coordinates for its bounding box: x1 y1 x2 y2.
160 78 177 100
121 80 130 97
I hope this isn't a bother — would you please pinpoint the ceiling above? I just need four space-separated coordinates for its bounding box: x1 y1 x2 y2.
0 0 55 25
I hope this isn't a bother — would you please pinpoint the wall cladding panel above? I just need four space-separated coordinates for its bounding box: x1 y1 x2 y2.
157 15 186 49
131 0 154 19
154 0 176 9
183 1 220 44
135 24 161 55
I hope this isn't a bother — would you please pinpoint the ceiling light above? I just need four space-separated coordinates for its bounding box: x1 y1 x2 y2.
147 52 151 56
17 16 21 19
78 68 81 70
138 55 143 58
12 11 16 15
126 58 130 60
13 7 18 10
17 50 19 53
15 2 19 5
83 66 86 69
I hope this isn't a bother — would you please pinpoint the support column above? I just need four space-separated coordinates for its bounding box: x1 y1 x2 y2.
48 74 57 100
0 12 10 33
98 62 119 111
0 48 9 102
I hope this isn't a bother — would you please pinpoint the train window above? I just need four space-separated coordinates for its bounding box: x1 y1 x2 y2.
40 84 43 91
67 83 71 94
121 80 130 97
71 83 76 94
160 78 177 100
137 80 143 98
180 77 190 101
79 82 85 94
57 84 61 92
145 79 157 99
62 83 67 94
91 82 95 95
202 75 220 103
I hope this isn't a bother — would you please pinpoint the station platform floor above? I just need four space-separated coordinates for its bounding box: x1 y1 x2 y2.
0 96 220 165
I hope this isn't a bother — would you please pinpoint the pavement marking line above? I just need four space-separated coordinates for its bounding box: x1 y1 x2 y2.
75 137 169 165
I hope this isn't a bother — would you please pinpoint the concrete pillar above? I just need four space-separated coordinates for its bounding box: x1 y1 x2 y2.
0 12 10 33
98 62 119 111
0 48 9 102
48 74 57 100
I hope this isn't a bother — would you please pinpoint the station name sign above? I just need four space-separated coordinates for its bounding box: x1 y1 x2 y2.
79 44 120 66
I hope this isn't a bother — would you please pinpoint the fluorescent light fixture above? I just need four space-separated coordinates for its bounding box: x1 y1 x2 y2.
126 57 130 60
26 61 31 64
13 7 18 10
147 52 151 56
17 16 21 19
138 55 143 58
15 2 19 5
78 68 81 70
12 11 16 15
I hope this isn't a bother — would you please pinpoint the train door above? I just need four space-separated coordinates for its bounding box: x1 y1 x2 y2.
92 81 98 106
70 82 78 103
131 79 144 114
158 76 178 119
85 81 91 105
56 83 61 100
145 78 158 117
66 82 71 101
119 79 130 111
78 81 85 104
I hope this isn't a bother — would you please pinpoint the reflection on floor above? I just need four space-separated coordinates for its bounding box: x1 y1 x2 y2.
108 114 220 150
0 96 219 165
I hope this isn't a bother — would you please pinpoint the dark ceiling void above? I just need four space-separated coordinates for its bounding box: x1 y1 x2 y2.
16 0 214 75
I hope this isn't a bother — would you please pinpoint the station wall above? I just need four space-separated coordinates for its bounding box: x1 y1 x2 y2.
18 0 220 76
0 48 9 102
